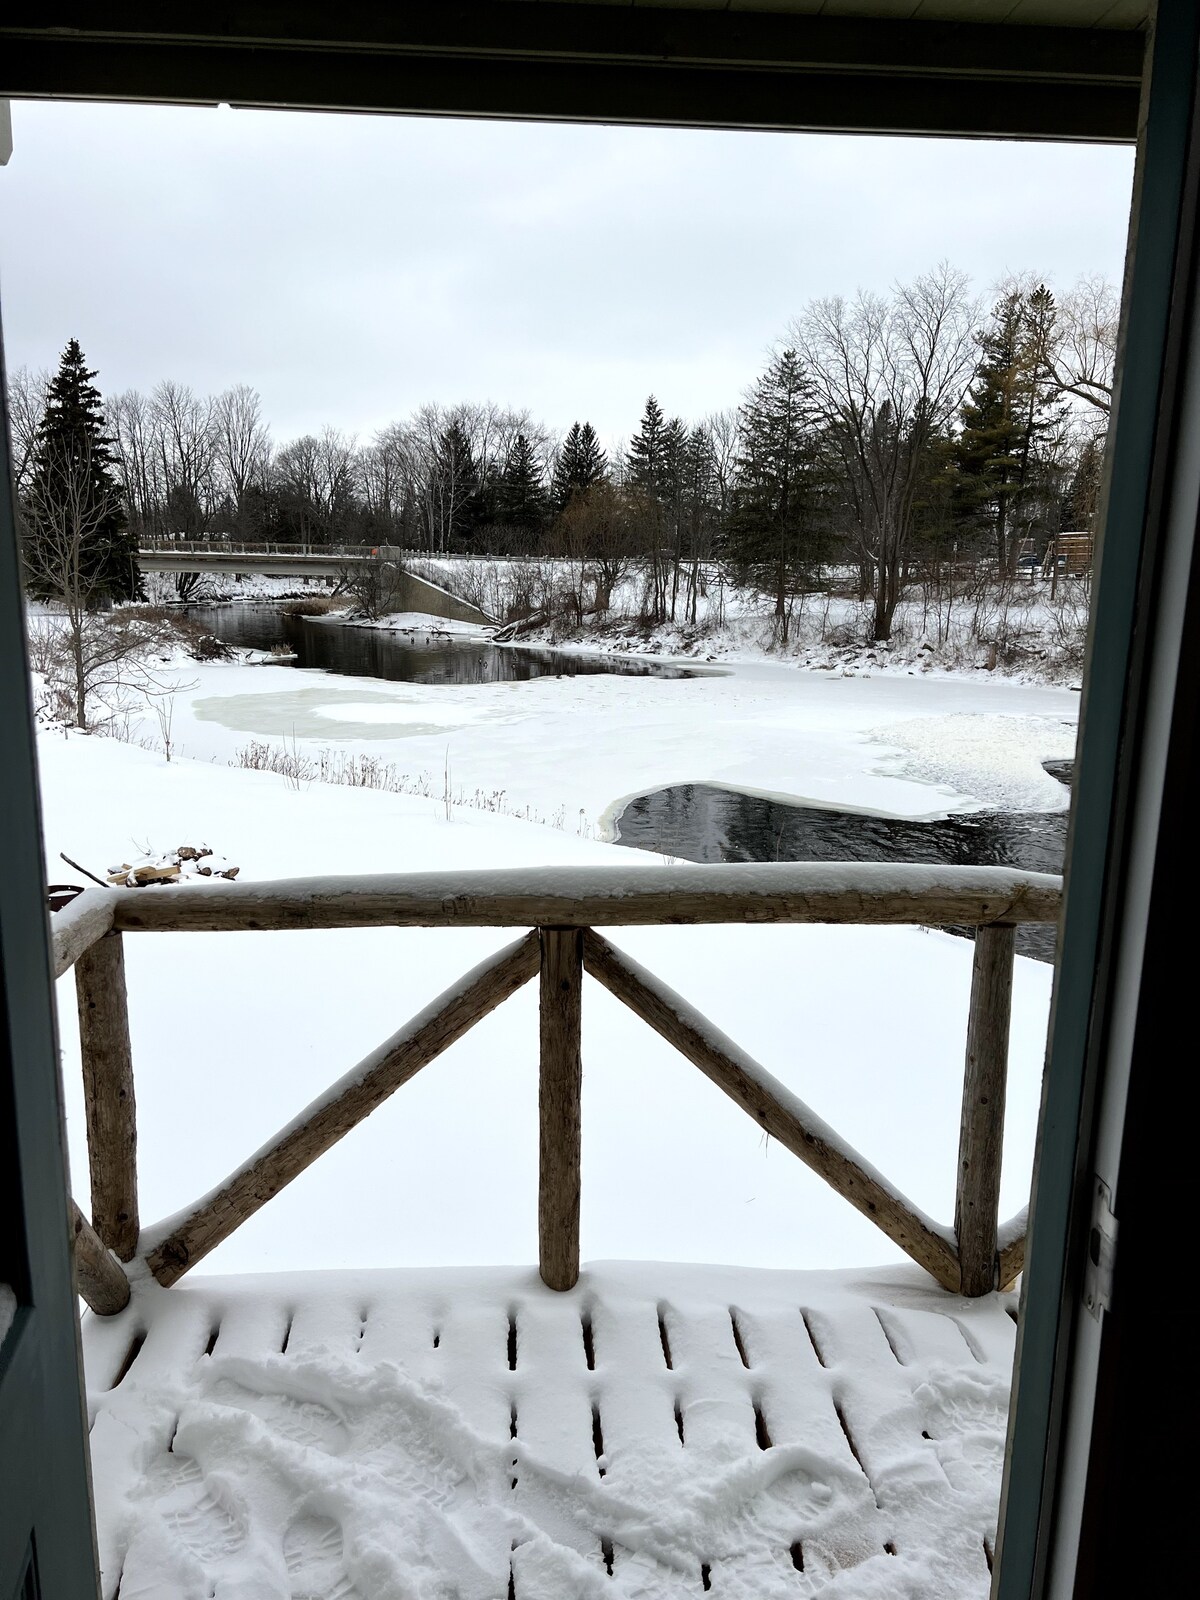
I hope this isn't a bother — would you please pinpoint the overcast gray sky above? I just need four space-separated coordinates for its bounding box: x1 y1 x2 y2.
1 101 1135 447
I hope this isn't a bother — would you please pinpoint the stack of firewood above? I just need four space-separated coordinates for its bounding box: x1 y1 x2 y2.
106 843 240 887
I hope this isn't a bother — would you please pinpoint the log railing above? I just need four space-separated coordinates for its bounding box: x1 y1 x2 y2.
50 864 1061 1313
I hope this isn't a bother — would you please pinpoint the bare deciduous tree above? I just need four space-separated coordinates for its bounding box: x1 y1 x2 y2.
109 387 160 539
556 480 637 622
1049 273 1119 415
22 438 168 728
793 264 978 640
7 365 49 496
274 427 359 543
212 384 272 532
337 549 404 620
706 408 739 522
151 380 219 538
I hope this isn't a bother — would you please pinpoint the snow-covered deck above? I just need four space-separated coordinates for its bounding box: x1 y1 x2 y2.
60 863 1047 1597
85 1262 1015 1600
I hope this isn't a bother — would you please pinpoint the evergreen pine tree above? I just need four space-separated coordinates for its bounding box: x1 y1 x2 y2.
1063 433 1105 532
22 339 139 603
626 396 668 499
496 433 548 536
550 422 607 512
432 420 479 550
677 425 719 623
660 416 688 501
729 349 817 636
1015 285 1071 548
955 288 1067 571
627 398 689 619
577 423 606 487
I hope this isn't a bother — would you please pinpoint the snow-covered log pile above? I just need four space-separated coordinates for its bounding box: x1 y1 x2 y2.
106 842 239 887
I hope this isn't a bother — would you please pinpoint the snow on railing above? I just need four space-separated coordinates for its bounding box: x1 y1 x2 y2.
51 863 1061 1315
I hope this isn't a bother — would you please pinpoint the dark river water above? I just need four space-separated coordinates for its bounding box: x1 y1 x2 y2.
188 603 699 686
194 602 1069 961
614 782 1068 962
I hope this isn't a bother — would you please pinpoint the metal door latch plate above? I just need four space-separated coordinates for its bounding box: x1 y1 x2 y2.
1083 1176 1117 1320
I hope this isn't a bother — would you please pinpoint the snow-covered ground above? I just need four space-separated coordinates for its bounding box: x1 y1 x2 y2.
41 639 1075 1281
144 572 337 604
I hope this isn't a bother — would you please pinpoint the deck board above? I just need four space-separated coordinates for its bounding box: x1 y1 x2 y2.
83 1262 1016 1599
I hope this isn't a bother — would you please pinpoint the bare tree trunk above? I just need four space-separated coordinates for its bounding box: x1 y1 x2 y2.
72 621 87 728
874 557 899 641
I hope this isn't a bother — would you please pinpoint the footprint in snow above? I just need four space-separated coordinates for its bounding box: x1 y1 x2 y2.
284 1514 360 1600
914 1367 1008 1493
160 1481 246 1564
141 1447 203 1496
212 1380 349 1456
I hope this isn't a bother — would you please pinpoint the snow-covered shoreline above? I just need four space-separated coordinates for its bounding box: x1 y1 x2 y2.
144 558 1092 687
400 557 1092 687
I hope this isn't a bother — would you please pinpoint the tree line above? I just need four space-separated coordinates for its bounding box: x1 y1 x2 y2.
12 263 1116 642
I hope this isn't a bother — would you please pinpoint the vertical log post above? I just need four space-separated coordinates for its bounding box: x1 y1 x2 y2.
955 924 1016 1296
74 931 139 1261
539 927 583 1291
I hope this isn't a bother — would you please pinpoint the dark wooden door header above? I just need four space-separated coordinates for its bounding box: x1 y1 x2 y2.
1 3 1144 141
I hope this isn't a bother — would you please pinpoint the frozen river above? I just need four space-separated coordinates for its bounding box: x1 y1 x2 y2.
190 603 1075 959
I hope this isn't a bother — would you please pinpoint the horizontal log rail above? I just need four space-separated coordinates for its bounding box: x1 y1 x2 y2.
104 863 1062 934
47 865 1056 1311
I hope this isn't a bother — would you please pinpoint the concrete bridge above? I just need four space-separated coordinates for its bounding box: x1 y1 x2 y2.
139 541 409 579
138 542 495 625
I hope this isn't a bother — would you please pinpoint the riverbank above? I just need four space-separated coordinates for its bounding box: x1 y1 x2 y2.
407 557 1092 687
146 557 1092 686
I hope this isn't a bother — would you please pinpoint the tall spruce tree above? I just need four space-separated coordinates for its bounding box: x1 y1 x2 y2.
677 424 719 623
22 339 139 604
496 432 548 537
550 421 607 512
431 420 479 550
627 397 693 620
626 396 669 499
955 288 1066 572
729 348 817 638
